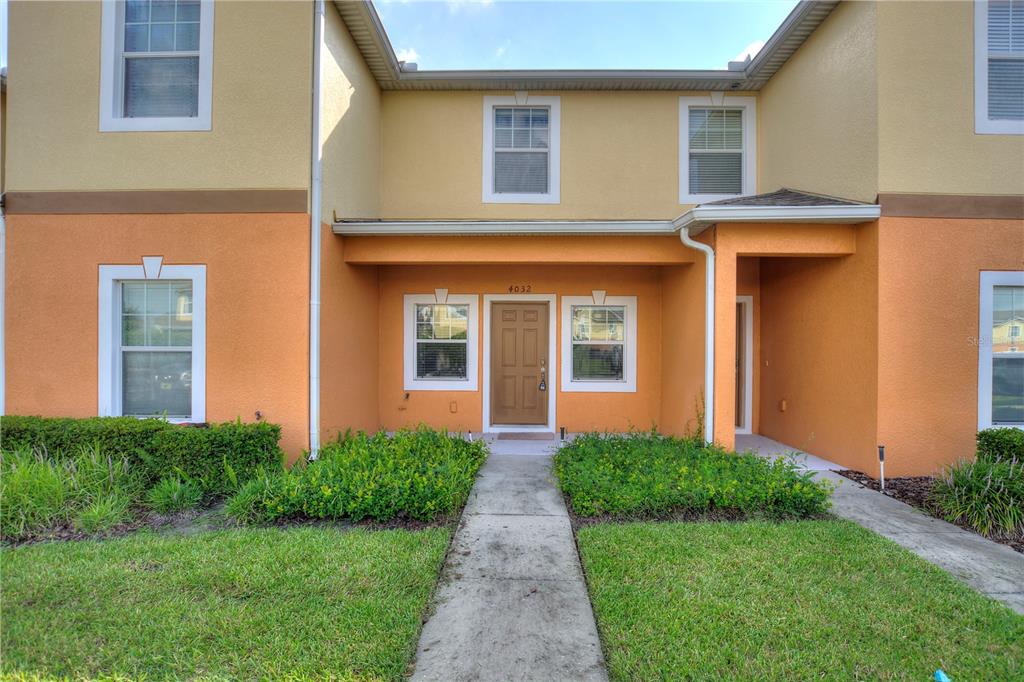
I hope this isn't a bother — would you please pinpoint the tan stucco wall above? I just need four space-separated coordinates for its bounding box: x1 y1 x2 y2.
380 90 752 220
4 213 311 458
877 1 1024 196
321 2 380 219
5 1 312 192
759 0 878 203
875 217 1024 475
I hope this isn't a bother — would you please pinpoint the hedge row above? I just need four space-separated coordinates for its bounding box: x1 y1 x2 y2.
0 416 283 493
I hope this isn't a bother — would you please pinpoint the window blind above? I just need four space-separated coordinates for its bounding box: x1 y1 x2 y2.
122 0 202 118
494 107 550 194
988 0 1024 120
688 108 743 195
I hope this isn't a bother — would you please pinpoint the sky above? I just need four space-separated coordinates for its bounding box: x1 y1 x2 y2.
375 0 800 71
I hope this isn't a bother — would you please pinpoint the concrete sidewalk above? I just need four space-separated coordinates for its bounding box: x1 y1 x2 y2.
411 455 608 681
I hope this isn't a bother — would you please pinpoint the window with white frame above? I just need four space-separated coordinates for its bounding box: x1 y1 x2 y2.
975 0 1024 134
99 263 206 422
679 96 756 203
403 294 479 391
561 296 637 392
100 0 214 132
979 271 1024 429
483 96 560 204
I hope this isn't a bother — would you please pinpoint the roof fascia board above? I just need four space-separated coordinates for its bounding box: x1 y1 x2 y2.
333 220 677 236
673 204 882 235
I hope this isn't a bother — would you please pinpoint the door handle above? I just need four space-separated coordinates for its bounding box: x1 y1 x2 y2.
539 365 547 392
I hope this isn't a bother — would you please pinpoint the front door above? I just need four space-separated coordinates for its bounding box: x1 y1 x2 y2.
490 302 549 425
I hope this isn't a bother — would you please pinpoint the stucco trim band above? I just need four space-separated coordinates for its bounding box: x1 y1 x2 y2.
3 190 309 214
878 193 1024 220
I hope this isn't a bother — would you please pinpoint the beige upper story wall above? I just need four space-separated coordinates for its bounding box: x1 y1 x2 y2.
379 90 758 221
877 1 1024 196
321 1 380 219
759 0 878 203
6 1 312 193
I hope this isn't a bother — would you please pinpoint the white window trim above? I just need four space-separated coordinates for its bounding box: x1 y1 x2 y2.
99 0 215 132
98 263 207 423
679 95 757 204
975 0 1024 134
560 295 637 393
978 270 1024 430
403 294 479 391
482 95 561 204
482 293 558 433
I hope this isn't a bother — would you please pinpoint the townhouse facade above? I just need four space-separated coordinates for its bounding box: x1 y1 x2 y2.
1 0 1022 475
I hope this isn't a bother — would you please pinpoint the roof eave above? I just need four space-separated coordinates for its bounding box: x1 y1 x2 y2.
673 204 882 235
332 220 677 236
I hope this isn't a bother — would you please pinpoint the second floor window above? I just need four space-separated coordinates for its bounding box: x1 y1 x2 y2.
100 0 215 131
976 0 1024 134
679 96 756 203
482 96 561 204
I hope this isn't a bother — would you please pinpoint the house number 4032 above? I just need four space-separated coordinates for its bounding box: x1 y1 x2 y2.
508 284 532 293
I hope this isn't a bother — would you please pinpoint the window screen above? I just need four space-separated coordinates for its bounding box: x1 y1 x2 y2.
120 280 193 418
571 306 626 381
415 304 470 379
493 107 550 194
688 108 743 195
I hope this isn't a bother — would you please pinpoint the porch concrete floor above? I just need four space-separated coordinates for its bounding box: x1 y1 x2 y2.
740 434 1024 615
410 453 608 682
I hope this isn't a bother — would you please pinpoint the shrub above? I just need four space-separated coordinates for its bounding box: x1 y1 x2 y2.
147 475 204 514
0 416 283 492
74 493 131 533
226 428 488 524
554 432 832 519
931 458 1023 539
976 428 1024 463
1 445 141 540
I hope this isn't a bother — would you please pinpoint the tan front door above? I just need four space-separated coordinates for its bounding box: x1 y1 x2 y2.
490 302 549 426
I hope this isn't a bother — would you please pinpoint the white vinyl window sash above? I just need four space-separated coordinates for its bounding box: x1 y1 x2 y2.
978 271 1024 429
975 0 1024 134
483 96 561 204
403 294 479 391
679 96 757 203
561 296 637 393
100 0 215 132
98 264 206 422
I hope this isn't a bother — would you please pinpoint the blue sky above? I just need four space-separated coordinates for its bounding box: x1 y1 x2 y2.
376 0 799 71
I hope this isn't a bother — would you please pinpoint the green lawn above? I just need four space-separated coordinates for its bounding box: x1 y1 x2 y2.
577 520 1023 681
2 526 450 681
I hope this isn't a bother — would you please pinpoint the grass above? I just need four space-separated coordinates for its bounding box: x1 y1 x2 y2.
577 520 1023 681
554 432 831 519
2 526 451 681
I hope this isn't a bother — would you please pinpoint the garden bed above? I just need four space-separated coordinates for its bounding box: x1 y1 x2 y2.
838 469 1024 554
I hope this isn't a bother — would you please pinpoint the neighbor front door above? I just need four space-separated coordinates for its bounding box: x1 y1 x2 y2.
490 302 549 425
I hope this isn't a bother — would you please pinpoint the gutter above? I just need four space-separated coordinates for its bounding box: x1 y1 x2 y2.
333 220 676 236
674 204 882 235
308 0 325 458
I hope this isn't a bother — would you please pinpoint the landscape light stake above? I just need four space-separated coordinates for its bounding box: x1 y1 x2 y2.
878 445 886 491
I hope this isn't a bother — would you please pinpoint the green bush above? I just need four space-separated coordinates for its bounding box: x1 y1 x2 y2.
226 428 487 524
554 432 832 519
0 416 283 492
1 445 142 540
147 475 204 514
931 458 1023 539
74 492 131 533
976 427 1024 463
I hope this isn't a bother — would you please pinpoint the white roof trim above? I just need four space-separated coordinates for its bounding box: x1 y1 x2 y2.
333 220 677 236
672 204 882 235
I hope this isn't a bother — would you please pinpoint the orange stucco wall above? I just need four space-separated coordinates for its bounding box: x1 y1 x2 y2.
756 223 880 472
659 263 706 437
4 213 311 457
319 227 380 442
376 264 665 432
875 217 1024 475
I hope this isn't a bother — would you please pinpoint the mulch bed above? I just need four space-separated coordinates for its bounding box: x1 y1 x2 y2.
837 470 1024 554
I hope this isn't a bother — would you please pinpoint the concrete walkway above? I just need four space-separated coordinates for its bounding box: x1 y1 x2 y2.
740 435 1024 614
411 454 608 681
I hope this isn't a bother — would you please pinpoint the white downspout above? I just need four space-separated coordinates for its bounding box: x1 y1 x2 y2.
308 0 324 458
679 227 714 445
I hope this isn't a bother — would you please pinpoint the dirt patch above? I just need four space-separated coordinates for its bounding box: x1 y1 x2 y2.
837 470 1024 554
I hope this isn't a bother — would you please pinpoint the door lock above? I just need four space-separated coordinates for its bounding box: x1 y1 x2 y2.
539 364 547 392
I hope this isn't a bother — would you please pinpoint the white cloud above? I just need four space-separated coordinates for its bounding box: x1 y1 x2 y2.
396 47 419 63
727 40 765 67
447 0 492 14
495 41 510 59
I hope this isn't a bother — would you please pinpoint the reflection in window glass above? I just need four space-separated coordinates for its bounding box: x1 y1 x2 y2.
992 285 1024 424
415 304 469 379
571 306 625 381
